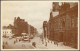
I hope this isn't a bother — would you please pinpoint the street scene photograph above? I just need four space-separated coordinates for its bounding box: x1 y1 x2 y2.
1 1 78 50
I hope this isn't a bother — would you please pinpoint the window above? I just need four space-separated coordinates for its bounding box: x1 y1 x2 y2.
72 19 74 27
62 21 65 27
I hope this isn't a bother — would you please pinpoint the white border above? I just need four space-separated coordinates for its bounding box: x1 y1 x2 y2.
1 1 79 50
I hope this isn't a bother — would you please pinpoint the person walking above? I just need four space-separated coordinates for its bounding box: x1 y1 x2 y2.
3 42 5 49
32 42 36 47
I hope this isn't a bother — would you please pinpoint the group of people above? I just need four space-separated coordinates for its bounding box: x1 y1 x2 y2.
2 41 8 49
14 38 22 44
32 42 36 47
54 41 58 46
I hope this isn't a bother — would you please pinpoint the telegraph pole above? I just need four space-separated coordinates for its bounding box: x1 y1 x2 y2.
45 26 47 46
28 24 30 42
42 30 44 44
47 22 49 43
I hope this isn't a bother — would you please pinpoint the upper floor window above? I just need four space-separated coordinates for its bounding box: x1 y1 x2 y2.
62 21 65 27
72 19 74 27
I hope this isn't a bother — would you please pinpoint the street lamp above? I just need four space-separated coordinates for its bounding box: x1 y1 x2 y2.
28 24 30 42
43 21 47 46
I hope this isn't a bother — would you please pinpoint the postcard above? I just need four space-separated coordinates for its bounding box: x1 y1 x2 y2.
1 0 79 50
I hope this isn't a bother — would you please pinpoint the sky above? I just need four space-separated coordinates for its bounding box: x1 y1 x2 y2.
1 1 53 34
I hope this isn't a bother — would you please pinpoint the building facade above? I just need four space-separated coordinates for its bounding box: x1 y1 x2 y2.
2 28 13 38
2 16 38 37
47 2 78 49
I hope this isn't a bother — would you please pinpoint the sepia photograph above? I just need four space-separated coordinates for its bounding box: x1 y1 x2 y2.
1 1 79 50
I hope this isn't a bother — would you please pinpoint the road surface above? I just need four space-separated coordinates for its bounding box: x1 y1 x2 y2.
2 36 75 49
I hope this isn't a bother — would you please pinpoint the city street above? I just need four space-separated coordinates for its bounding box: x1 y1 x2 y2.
2 36 75 49
2 36 47 49
3 37 35 49
1 1 78 50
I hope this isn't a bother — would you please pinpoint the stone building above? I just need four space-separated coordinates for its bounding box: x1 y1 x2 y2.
2 28 13 38
2 24 14 38
2 16 38 37
13 17 28 36
47 2 78 48
14 17 37 36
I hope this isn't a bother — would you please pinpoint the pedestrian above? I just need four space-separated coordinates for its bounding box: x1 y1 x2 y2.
16 38 17 42
3 42 5 49
56 42 58 46
14 40 16 44
45 42 47 46
54 41 58 46
48 40 49 43
2 44 5 49
51 40 52 43
3 41 4 45
6 41 8 45
19 39 20 42
42 39 44 44
32 42 36 47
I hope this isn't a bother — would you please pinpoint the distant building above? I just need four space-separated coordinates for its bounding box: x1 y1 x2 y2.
13 16 28 36
2 16 38 38
2 28 13 38
2 24 14 38
14 16 38 36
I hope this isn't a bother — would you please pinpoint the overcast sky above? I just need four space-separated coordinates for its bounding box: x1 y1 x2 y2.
1 1 53 34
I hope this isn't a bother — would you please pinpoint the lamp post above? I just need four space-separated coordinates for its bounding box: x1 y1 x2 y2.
43 21 47 46
28 24 30 42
